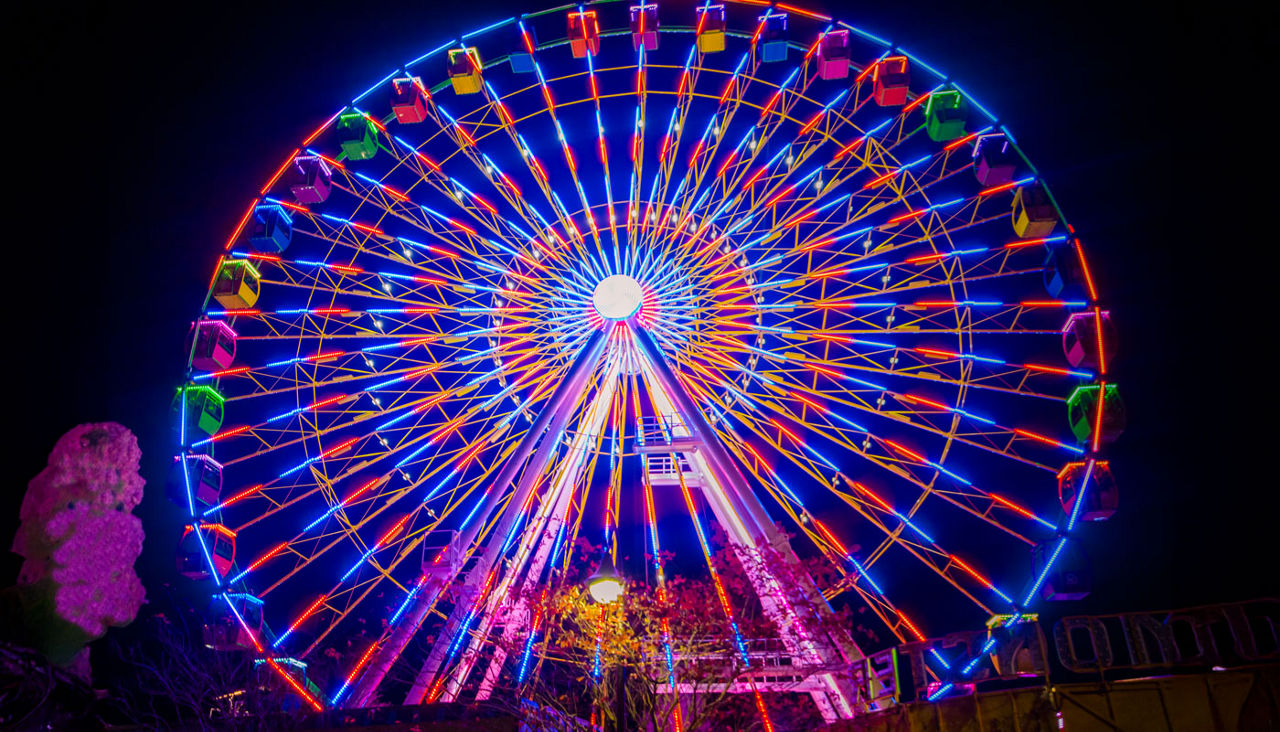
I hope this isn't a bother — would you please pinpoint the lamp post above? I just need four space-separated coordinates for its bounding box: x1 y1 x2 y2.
587 556 628 730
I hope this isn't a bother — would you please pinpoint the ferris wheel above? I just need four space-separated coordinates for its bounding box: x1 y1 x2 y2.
170 0 1122 719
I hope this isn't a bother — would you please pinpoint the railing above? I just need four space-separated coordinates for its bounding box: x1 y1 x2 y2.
420 530 461 578
675 636 797 669
645 454 699 484
637 415 687 446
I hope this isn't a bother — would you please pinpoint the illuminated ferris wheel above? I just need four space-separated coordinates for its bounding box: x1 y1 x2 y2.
170 0 1122 719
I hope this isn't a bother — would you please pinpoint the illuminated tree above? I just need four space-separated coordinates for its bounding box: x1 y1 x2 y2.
486 534 872 731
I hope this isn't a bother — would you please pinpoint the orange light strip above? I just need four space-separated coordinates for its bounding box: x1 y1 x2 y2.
223 200 259 251
903 91 931 114
260 149 301 194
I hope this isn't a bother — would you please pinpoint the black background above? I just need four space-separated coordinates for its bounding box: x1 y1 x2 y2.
6 0 1273 630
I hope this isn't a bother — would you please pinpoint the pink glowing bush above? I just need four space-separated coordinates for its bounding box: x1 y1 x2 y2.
10 422 145 662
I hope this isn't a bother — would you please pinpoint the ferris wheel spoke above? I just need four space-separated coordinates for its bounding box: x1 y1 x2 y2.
220 385 498 488
699 77 909 216
752 407 1052 546
676 117 837 256
683 374 1007 622
229 309 565 369
210 356 455 407
273 514 423 652
474 40 604 261
486 30 613 263
296 573 400 660
680 196 974 290
339 104 537 256
658 140 871 279
325 171 484 253
727 433 991 647
679 159 975 285
208 344 492 416
253 420 529 605
722 166 982 279
673 353 1061 548
218 353 566 490
223 302 549 340
312 184 562 298
638 61 759 262
757 363 1066 471
710 236 1041 310
776 334 1070 402
705 389 1016 616
397 119 546 252
230 428 481 537
688 268 1070 339
286 522 435 660
794 422 1052 545
380 109 592 283
570 22 623 255
831 487 1003 616
677 95 992 278
681 324 1073 422
634 52 704 250
819 374 1068 476
623 38 657 270
296 162 504 262
284 447 528 662
257 500 418 603
691 82 849 241
232 221 530 307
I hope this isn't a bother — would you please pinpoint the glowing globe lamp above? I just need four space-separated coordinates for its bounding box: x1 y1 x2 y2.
587 558 624 604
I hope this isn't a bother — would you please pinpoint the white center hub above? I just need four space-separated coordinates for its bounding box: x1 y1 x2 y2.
592 275 644 321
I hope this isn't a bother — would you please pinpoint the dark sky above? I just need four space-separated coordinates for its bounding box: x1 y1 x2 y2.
7 0 1273 629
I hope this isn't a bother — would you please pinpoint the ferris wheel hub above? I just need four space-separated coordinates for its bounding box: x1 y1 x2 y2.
592 274 643 321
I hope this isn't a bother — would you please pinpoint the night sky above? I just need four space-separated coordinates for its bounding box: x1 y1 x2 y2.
8 0 1272 637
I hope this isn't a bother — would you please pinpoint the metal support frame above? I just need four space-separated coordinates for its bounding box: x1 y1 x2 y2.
414 354 624 703
352 324 862 717
632 326 863 720
344 331 606 708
